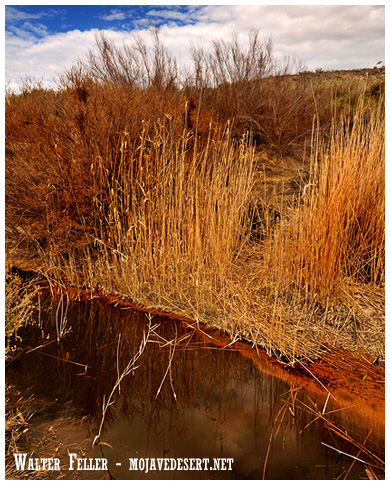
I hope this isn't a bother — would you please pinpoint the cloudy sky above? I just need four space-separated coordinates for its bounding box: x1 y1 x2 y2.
4 3 385 92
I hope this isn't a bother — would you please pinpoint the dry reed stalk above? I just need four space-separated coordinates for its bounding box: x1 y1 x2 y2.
154 325 178 401
343 429 372 480
296 398 385 474
93 314 157 447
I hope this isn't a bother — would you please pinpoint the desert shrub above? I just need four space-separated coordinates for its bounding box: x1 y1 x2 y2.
6 70 194 258
5 29 384 262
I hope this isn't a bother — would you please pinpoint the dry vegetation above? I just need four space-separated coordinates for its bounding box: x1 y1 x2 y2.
5 265 39 348
5 29 385 365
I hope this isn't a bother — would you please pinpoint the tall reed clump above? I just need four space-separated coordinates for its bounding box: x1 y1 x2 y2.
65 121 255 325
243 94 385 360
268 96 384 301
229 94 383 361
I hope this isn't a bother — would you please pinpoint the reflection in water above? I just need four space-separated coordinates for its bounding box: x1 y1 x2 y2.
6 292 384 480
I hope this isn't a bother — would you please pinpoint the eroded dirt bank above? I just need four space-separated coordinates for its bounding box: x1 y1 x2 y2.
38 280 385 439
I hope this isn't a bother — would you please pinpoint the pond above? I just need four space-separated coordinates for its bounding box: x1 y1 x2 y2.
6 290 385 480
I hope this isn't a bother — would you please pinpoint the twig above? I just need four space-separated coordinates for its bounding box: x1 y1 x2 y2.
116 333 121 394
365 467 378 480
5 339 57 365
322 392 331 415
299 362 336 401
169 327 178 401
321 442 367 464
93 314 157 447
55 291 70 341
35 350 91 369
344 430 372 480
155 326 177 401
262 430 273 480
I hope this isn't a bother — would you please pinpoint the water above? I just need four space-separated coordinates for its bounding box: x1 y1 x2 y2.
6 292 384 480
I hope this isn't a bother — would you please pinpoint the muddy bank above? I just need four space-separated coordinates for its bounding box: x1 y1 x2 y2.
45 281 385 420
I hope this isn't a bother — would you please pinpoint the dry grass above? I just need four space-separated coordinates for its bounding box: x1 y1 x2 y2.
274 97 384 296
56 121 255 325
38 98 384 364
5 389 46 480
5 30 385 365
250 96 385 360
5 265 39 344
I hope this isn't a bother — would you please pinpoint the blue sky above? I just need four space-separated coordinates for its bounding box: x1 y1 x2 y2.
5 5 202 35
4 4 386 92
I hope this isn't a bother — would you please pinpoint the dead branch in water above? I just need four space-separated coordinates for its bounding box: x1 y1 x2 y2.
93 313 157 447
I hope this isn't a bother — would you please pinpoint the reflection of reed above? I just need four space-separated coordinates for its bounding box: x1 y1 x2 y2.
55 290 69 341
7 292 384 479
263 386 385 479
13 291 293 425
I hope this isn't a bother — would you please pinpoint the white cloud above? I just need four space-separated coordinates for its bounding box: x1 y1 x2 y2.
5 5 59 22
146 8 195 22
99 9 127 22
8 20 49 41
5 5 385 92
5 29 99 91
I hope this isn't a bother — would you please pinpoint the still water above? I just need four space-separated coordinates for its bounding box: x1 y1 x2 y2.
6 292 384 480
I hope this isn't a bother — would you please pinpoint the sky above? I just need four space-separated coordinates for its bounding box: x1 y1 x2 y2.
4 3 386 92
